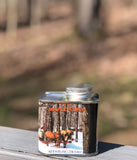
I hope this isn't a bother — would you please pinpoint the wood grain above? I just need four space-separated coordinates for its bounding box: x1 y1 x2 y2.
0 126 137 160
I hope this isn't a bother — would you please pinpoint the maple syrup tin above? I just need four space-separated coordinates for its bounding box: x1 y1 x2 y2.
38 84 99 156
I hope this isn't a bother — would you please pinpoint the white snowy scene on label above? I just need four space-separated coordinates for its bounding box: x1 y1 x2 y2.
38 103 84 154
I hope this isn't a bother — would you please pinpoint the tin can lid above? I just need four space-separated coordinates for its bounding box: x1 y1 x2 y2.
39 91 66 102
39 84 99 103
66 83 93 92
66 83 93 101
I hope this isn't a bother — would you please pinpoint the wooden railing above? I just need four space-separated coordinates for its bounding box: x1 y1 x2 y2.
0 126 137 160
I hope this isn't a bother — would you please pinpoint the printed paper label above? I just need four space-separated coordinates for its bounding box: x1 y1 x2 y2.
38 103 84 154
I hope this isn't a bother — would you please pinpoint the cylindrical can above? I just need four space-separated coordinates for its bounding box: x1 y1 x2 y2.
38 84 99 156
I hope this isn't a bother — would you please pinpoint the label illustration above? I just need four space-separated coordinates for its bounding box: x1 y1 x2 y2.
38 103 84 154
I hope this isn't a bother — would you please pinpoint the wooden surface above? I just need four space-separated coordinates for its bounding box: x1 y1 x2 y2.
0 126 137 160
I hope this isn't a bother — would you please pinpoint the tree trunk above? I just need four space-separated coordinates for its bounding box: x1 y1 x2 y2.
30 0 43 26
67 105 71 129
62 105 67 130
41 0 49 20
48 104 53 132
0 0 7 29
75 0 100 36
44 104 48 130
56 104 60 132
7 0 18 33
18 0 29 25
75 104 78 141
78 104 83 130
38 105 42 128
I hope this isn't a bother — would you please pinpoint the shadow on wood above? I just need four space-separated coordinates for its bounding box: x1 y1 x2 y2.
98 141 123 154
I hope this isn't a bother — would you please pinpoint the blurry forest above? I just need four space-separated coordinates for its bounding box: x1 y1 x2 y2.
0 0 137 146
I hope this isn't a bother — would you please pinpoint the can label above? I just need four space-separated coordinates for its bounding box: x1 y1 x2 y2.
38 103 85 154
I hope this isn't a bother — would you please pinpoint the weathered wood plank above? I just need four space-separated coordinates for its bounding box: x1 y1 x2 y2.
0 126 137 160
0 149 53 160
0 126 38 154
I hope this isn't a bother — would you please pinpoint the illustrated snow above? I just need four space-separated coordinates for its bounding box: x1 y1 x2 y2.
38 132 83 154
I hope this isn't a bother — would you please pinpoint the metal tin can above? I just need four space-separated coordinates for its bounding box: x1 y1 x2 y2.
38 84 99 156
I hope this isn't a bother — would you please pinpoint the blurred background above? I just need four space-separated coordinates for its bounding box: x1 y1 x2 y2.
0 0 137 146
